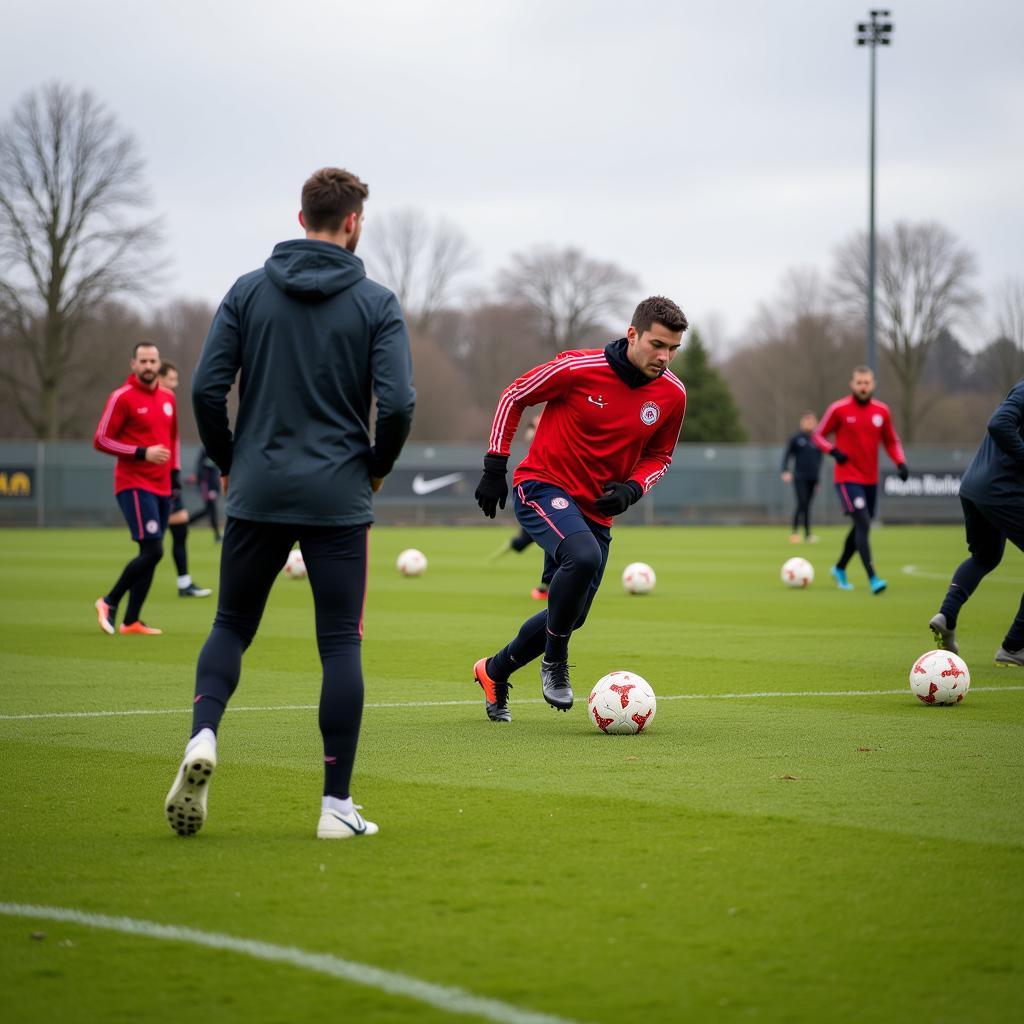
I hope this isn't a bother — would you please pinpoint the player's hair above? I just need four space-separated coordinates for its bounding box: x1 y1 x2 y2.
851 364 874 376
631 296 688 335
301 167 369 232
158 361 177 376
132 341 159 357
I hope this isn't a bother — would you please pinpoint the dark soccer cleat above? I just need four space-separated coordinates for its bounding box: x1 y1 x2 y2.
994 646 1024 667
540 659 573 711
929 613 959 655
179 583 212 598
474 658 512 722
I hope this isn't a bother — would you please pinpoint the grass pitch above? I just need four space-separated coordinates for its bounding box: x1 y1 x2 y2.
1 524 1022 1023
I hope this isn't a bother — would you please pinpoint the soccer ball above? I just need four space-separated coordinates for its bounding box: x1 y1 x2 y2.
781 557 814 588
283 548 306 579
396 548 427 576
622 562 656 595
909 650 970 705
588 671 657 734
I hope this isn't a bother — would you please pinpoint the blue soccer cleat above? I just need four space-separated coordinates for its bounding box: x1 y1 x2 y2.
830 566 854 591
870 575 888 594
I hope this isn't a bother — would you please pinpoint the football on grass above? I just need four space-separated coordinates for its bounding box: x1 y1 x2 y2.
588 671 657 734
283 548 306 579
910 650 970 705
781 557 814 588
622 561 656 594
396 548 427 576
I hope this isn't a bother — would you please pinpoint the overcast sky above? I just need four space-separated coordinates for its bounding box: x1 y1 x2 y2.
3 0 1022 349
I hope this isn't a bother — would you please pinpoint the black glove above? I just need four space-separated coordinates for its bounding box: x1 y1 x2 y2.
594 480 643 516
830 448 849 465
475 454 509 519
897 462 909 482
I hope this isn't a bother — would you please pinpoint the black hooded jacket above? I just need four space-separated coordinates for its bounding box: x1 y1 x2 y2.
192 239 415 525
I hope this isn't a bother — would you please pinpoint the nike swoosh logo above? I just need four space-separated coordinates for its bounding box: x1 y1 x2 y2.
411 472 465 495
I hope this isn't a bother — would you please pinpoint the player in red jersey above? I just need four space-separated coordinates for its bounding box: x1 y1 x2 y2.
93 342 180 634
813 366 909 594
472 296 688 721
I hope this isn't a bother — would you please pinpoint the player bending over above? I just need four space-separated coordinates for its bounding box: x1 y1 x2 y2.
929 382 1024 665
472 296 688 722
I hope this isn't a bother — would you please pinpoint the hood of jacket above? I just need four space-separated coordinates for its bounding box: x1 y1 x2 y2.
264 239 366 302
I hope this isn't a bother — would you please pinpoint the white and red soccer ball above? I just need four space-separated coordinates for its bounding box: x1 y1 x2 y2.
781 557 814 588
396 548 428 577
588 671 657 734
283 548 307 580
622 562 656 595
909 650 970 705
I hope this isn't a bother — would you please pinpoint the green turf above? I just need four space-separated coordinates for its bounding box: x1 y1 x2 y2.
1 524 1022 1023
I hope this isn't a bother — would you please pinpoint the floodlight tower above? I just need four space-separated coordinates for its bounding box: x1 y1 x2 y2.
856 9 893 374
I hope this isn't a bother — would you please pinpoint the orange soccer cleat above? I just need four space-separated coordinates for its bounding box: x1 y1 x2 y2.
119 621 163 635
94 597 115 635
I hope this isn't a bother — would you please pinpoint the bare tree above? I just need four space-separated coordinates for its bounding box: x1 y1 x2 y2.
985 276 1024 390
0 82 164 438
363 208 475 335
498 246 639 352
832 221 981 441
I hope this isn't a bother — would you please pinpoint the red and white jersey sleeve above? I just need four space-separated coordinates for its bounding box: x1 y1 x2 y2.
486 349 687 526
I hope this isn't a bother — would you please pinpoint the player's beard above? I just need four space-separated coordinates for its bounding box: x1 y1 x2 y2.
137 370 157 386
851 388 873 405
346 222 362 253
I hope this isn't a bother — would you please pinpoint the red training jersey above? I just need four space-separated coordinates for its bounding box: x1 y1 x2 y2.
487 348 687 526
812 395 905 485
94 374 180 496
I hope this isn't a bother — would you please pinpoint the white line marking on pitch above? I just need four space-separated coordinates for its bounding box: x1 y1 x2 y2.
0 903 584 1024
1 687 1022 722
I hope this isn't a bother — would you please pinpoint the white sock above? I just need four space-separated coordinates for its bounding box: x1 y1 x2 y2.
322 795 354 816
177 574 192 589
185 727 216 757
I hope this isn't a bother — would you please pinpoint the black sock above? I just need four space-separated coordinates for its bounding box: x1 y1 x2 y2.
319 647 364 799
489 610 547 682
837 527 856 570
170 522 189 577
192 625 245 734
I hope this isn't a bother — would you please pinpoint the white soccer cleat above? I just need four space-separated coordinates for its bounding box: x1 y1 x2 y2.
317 807 379 840
165 737 217 837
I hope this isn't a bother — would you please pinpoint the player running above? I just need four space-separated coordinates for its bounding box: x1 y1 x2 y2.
165 167 414 840
93 343 180 634
780 411 822 543
813 366 909 593
929 382 1024 665
472 296 688 722
157 361 212 598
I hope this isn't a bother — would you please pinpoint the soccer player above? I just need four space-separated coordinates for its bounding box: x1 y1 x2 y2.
781 411 823 543
164 167 415 840
813 366 909 594
189 447 223 541
157 362 212 597
489 415 550 599
929 382 1024 665
472 296 688 722
93 342 180 635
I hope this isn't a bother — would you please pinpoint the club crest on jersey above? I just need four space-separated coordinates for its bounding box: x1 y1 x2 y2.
550 497 569 510
640 401 660 426
145 519 159 534
163 401 174 417
872 413 884 427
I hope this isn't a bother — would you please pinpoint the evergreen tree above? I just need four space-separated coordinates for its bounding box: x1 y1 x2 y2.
670 328 747 442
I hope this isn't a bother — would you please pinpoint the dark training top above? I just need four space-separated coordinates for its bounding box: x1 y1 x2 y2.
960 381 1024 505
192 239 416 526
781 431 823 481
